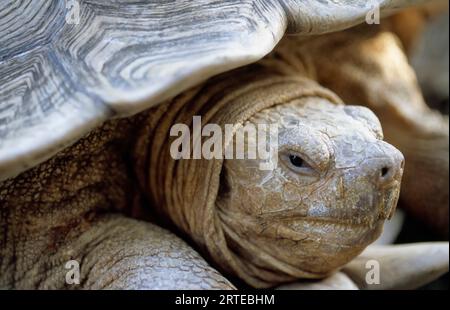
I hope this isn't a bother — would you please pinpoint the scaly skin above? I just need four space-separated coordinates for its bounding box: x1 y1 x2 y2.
0 115 234 289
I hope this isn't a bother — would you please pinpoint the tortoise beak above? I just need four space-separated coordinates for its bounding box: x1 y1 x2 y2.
380 184 402 220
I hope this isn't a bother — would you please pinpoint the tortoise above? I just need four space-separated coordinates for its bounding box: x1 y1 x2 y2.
0 0 448 289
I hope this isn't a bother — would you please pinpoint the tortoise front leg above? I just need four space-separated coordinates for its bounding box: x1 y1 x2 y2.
59 215 235 290
283 27 449 236
0 213 234 289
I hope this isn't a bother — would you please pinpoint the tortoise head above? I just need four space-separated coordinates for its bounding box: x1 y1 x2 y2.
216 97 404 281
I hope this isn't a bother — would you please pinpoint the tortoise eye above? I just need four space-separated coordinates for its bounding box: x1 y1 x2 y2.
281 151 317 177
289 155 305 168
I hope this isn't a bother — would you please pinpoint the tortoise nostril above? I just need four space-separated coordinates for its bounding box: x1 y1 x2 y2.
374 142 404 186
378 165 396 187
381 167 389 178
400 160 405 170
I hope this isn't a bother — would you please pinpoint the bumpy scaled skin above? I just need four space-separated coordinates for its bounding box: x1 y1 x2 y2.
218 99 404 280
0 116 234 289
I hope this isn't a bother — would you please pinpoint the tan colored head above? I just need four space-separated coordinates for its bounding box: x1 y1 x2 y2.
216 97 404 282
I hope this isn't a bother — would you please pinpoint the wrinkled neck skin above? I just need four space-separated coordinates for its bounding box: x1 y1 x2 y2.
216 98 404 286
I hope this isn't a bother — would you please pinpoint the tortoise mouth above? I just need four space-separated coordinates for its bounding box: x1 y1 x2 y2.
260 214 385 252
289 215 382 227
267 194 399 226
380 182 401 219
266 186 401 229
